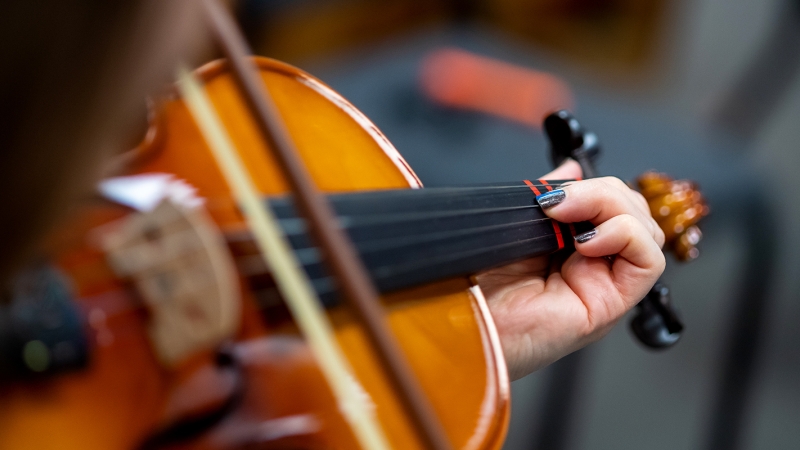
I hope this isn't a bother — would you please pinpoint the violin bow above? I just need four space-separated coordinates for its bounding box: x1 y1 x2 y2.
196 1 453 449
176 66 391 450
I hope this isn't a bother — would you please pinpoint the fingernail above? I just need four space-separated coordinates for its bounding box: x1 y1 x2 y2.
536 189 566 209
574 229 597 243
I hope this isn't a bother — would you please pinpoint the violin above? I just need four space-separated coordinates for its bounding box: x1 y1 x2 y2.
0 3 707 449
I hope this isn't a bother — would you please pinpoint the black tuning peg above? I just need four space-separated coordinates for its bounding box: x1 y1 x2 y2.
630 283 684 349
543 110 600 178
631 282 683 349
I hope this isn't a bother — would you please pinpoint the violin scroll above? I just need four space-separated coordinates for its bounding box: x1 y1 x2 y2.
637 172 709 262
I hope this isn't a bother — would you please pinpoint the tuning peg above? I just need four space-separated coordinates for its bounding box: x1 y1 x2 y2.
630 282 683 349
627 172 707 349
543 110 600 178
637 172 710 261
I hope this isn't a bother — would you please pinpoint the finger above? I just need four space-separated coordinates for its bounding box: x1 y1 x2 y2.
631 190 651 218
539 158 582 180
629 190 665 249
574 214 664 272
559 215 665 320
535 177 662 245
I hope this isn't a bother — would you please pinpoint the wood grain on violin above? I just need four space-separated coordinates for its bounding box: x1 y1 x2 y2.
0 59 511 449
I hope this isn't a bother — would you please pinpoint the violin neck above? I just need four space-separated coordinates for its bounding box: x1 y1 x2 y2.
232 180 588 308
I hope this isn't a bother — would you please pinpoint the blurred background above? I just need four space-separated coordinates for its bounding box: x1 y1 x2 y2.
232 0 800 449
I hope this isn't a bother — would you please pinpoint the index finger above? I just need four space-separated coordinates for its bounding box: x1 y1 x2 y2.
538 177 650 227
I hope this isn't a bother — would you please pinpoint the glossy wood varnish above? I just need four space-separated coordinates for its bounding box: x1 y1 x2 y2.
0 58 510 449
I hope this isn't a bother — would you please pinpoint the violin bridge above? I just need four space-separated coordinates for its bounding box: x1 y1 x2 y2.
97 193 241 367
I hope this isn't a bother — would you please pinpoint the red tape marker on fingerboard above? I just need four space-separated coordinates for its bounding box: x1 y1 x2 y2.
523 179 542 195
524 179 564 250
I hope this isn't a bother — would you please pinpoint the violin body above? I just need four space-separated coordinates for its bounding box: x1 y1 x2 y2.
0 59 509 449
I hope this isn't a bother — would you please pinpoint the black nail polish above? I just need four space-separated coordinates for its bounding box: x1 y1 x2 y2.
536 189 566 209
575 229 597 243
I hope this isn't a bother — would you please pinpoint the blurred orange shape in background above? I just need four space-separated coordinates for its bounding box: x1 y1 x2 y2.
419 48 575 128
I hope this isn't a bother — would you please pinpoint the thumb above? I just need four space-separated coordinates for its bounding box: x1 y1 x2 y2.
539 158 582 180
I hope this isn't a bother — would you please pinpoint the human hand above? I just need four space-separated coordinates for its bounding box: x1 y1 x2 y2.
477 160 666 380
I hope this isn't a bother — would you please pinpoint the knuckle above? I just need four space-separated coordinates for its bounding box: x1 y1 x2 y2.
647 216 658 232
648 235 667 270
602 176 628 191
617 214 639 233
645 219 657 238
655 251 667 273
558 179 578 194
653 220 666 245
595 181 616 201
653 226 663 242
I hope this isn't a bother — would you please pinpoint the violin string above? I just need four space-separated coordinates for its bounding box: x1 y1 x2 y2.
336 217 554 254
251 206 552 237
339 232 562 289
176 65 392 450
200 182 571 212
230 218 555 275
230 216 558 271
225 198 558 260
242 228 567 313
225 187 565 293
232 219 565 304
279 205 544 231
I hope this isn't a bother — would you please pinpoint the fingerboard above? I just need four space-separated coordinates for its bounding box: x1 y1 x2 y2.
235 180 592 308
